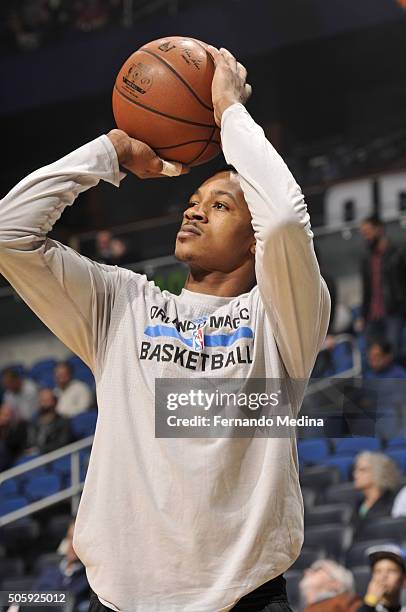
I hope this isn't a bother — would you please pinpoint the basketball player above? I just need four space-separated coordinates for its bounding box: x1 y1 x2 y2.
0 47 330 611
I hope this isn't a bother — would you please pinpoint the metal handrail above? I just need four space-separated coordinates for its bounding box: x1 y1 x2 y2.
0 435 93 526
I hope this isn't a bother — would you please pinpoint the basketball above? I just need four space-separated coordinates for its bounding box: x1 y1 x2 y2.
112 36 221 167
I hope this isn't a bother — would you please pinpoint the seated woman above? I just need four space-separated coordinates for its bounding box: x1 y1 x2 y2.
352 451 401 540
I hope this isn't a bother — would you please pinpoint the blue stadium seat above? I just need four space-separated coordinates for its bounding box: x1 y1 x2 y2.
24 474 61 502
13 455 48 481
332 341 353 373
387 437 406 450
71 411 97 439
386 449 406 473
0 496 28 516
298 439 330 465
333 437 381 456
49 455 71 478
324 456 355 480
67 355 95 387
29 358 57 387
0 479 18 497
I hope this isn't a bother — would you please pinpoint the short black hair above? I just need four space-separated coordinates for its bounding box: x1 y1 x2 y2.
1 368 21 380
214 164 238 176
368 339 393 354
362 214 384 228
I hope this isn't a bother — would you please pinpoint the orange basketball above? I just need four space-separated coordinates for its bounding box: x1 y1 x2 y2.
112 36 221 167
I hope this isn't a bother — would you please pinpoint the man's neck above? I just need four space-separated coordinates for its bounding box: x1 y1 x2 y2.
184 266 255 297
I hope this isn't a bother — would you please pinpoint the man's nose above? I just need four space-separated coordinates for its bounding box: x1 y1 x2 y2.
185 206 208 223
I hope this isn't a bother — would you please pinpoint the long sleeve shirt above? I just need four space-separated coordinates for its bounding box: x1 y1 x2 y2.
0 103 330 611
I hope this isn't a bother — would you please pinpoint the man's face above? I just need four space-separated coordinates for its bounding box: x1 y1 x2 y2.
174 172 255 274
2 373 21 393
55 365 71 388
39 388 57 414
367 344 393 372
371 559 405 600
300 563 341 605
360 222 383 249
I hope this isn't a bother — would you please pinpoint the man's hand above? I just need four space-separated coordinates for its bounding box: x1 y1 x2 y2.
107 130 189 179
364 577 387 606
207 46 252 127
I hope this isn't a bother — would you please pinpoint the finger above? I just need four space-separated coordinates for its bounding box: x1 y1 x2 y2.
237 61 247 82
244 83 252 101
219 47 237 68
160 159 184 177
206 44 220 64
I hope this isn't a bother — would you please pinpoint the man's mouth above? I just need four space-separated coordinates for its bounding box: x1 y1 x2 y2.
177 224 202 238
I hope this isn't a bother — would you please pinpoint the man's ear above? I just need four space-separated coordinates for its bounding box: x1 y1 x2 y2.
250 241 256 255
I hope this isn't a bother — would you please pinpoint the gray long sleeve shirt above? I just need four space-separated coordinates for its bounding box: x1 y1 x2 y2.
0 103 330 611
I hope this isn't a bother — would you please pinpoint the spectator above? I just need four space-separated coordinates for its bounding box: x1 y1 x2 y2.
7 519 91 612
392 485 406 518
359 544 406 611
0 402 28 470
94 230 129 266
27 387 72 454
352 452 401 540
365 341 406 379
299 559 361 611
358 215 406 358
1 368 38 420
54 362 92 417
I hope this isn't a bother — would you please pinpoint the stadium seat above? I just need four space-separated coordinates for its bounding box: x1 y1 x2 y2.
49 455 71 478
13 455 48 481
45 514 72 544
386 449 406 473
0 479 18 497
0 556 25 578
332 341 353 373
324 456 354 480
0 518 40 555
24 474 61 502
34 552 63 575
352 565 371 597
387 438 406 450
284 569 302 609
1 577 34 591
333 437 381 456
305 503 353 526
67 355 95 387
290 547 324 571
346 539 396 568
301 487 316 509
0 496 28 516
29 358 57 388
304 524 353 560
71 411 97 439
323 482 363 507
300 466 341 498
298 439 330 465
356 517 406 542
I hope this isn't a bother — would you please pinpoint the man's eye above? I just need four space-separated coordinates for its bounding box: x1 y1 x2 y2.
213 202 228 210
186 201 198 208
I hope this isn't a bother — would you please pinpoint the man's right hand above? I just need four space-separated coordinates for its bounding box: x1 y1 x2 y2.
107 129 189 179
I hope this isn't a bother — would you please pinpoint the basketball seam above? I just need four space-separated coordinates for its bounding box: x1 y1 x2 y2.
140 48 214 113
114 85 217 128
185 126 218 165
157 139 221 150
